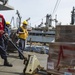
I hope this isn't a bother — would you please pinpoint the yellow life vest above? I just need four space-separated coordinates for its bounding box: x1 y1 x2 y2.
18 26 28 40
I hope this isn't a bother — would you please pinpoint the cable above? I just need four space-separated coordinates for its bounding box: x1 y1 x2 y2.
52 0 61 16
52 0 59 15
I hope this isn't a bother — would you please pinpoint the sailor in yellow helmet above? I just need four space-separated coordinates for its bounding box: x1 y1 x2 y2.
5 21 11 56
6 21 10 25
5 21 11 36
17 20 28 59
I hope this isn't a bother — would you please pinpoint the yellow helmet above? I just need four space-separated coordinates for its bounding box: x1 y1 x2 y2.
22 20 28 25
6 22 10 25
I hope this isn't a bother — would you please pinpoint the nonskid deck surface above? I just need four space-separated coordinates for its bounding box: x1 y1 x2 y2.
0 51 48 75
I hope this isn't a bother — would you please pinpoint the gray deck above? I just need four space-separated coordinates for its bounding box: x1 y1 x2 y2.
0 51 48 75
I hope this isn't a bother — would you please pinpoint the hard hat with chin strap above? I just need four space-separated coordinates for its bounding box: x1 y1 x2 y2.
6 21 10 25
22 20 28 25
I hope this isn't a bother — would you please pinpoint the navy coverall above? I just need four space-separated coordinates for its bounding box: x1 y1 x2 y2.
0 16 7 59
0 37 7 59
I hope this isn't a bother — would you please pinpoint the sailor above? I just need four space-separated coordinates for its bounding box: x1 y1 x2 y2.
17 20 28 59
5 21 11 37
0 14 12 67
4 21 11 55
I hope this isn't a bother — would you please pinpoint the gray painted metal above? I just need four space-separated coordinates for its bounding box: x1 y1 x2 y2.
27 35 55 43
0 4 14 10
27 30 55 43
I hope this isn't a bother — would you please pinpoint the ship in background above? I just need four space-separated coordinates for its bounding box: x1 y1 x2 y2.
27 14 57 45
28 6 75 45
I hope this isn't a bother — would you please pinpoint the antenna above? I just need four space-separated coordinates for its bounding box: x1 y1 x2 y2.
16 10 22 27
71 7 75 25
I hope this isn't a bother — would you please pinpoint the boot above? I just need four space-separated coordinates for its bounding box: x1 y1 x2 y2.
4 58 13 67
19 54 24 60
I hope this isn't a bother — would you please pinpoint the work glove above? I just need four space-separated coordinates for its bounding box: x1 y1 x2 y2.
0 30 4 34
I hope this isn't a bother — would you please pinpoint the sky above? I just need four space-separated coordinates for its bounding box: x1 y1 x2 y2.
0 0 75 27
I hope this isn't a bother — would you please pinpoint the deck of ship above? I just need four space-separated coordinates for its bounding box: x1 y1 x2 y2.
0 51 48 75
